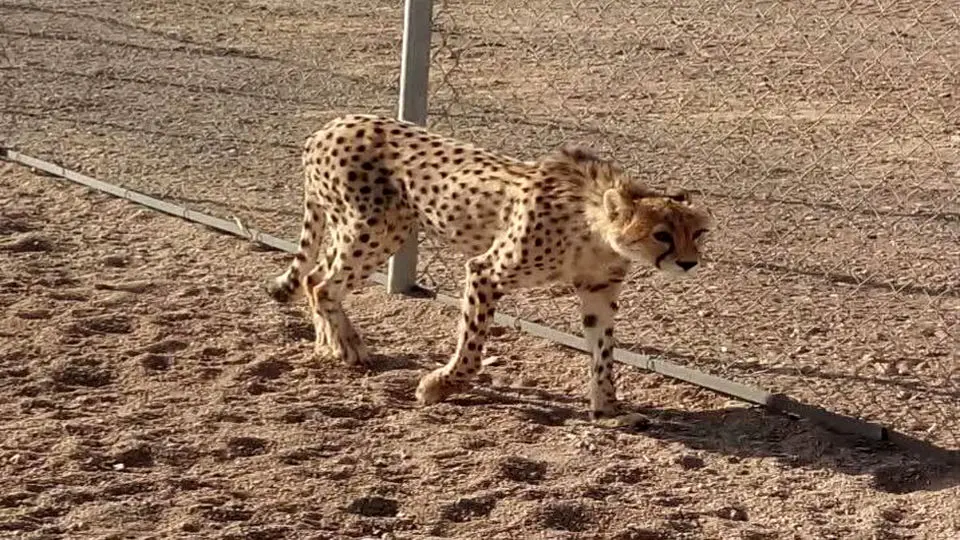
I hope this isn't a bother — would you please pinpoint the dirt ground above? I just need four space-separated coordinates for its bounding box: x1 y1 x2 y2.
1 1 959 537
2 160 960 538
2 0 957 454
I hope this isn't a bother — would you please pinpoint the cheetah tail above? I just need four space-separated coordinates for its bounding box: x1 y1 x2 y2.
264 199 324 304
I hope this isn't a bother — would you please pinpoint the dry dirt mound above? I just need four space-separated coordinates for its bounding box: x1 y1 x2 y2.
1 164 957 538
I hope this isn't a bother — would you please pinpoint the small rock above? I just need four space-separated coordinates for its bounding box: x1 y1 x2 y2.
537 500 594 532
740 529 777 540
439 494 497 522
142 339 189 354
345 495 398 517
488 326 508 337
431 449 467 460
871 464 931 494
246 381 270 395
715 505 748 521
602 413 651 431
676 454 705 470
612 525 670 540
113 442 154 468
0 233 53 253
94 280 154 294
15 308 51 320
596 463 649 484
498 456 547 483
879 506 904 523
241 359 291 380
48 357 114 388
102 254 128 267
139 354 172 371
224 436 269 458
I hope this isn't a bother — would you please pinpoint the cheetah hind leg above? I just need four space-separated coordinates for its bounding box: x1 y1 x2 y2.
303 220 413 368
309 283 368 367
302 280 334 357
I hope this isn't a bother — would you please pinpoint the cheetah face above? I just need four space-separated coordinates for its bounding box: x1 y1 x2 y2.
603 189 711 278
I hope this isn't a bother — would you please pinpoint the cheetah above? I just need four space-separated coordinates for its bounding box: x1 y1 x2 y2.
266 114 711 419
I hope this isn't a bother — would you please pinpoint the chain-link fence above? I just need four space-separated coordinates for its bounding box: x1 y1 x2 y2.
2 0 957 452
417 0 959 451
1 1 405 239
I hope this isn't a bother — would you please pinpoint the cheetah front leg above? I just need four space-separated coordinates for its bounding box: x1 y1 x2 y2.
416 256 500 405
576 281 623 419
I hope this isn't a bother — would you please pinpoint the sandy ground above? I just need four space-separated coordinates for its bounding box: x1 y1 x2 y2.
2 161 959 539
1 1 959 537
2 0 956 453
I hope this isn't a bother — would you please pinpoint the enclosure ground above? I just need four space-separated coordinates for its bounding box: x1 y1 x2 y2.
3 0 957 451
3 164 959 539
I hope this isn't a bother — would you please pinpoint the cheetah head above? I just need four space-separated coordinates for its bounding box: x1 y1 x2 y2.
602 187 712 278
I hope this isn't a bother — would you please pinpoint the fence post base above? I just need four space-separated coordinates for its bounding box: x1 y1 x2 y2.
386 0 433 295
387 229 420 294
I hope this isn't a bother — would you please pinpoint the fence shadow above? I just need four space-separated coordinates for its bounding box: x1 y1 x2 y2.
1 7 391 89
714 258 960 299
16 65 335 107
701 189 960 224
1 108 302 151
3 4 313 67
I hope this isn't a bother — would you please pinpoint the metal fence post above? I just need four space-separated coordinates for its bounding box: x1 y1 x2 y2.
387 0 433 294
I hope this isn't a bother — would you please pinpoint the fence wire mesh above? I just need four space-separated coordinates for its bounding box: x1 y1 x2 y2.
419 0 959 451
2 0 957 451
1 1 404 240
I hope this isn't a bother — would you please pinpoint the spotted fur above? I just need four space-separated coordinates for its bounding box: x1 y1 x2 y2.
266 114 712 418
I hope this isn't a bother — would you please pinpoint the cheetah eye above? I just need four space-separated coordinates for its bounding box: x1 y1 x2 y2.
653 231 673 244
693 229 708 241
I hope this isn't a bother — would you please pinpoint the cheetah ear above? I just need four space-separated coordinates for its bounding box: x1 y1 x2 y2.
622 182 659 201
559 143 602 164
664 188 691 204
603 188 634 223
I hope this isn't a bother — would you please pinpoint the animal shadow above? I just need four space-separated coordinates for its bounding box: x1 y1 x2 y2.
364 353 423 373
456 383 960 495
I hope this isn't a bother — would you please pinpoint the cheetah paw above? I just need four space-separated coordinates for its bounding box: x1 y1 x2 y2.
310 345 337 363
415 369 470 405
310 343 370 368
588 400 623 422
317 338 369 368
341 345 370 368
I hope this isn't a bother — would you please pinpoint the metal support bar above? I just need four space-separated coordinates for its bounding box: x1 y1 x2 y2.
387 0 434 294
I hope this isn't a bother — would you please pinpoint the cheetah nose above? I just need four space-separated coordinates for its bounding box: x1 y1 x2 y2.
677 261 698 271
